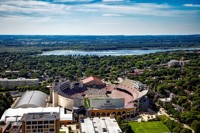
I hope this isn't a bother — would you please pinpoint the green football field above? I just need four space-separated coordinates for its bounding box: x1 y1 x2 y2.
129 121 170 133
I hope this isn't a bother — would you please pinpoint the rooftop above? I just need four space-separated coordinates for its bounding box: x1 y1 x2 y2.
14 90 48 108
21 112 59 121
0 78 39 81
82 76 104 85
80 117 122 133
0 107 73 123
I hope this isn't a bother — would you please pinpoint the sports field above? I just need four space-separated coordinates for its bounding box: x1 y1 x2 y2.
129 121 170 133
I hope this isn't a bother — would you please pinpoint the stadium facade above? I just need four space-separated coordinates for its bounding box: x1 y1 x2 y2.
51 76 149 118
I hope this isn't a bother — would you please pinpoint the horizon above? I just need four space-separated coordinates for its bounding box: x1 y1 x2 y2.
0 0 200 35
0 34 200 36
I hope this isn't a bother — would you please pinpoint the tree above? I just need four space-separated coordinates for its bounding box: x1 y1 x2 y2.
156 84 167 95
191 120 200 133
19 69 29 77
180 112 195 124
68 126 72 133
120 123 134 133
126 124 134 133
177 96 187 106
180 128 192 133
172 124 182 133
116 116 123 125
76 124 79 129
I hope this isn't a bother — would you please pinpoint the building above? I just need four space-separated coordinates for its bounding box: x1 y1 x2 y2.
110 79 149 111
172 104 184 112
159 93 174 103
0 107 73 124
129 69 144 76
80 117 122 133
10 91 22 98
0 89 73 133
51 77 149 118
52 81 77 110
6 122 22 133
0 78 39 88
21 112 60 133
82 76 105 87
167 60 190 67
89 97 125 110
4 70 19 74
14 91 48 108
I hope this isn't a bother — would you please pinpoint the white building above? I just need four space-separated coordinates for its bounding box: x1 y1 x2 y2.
80 117 122 133
167 60 190 67
14 90 48 108
0 78 39 87
0 107 73 123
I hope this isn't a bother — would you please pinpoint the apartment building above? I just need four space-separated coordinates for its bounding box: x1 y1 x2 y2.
21 112 60 133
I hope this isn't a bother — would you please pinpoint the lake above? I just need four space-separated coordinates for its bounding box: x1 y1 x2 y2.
41 48 200 56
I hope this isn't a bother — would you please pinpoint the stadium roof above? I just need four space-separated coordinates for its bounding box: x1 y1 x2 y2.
82 76 104 85
14 91 48 108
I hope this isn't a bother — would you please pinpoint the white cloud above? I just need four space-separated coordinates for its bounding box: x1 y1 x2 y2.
0 0 72 19
84 3 190 17
75 8 98 12
95 22 119 25
54 0 93 2
102 0 124 2
184 4 200 8
0 0 198 20
102 13 123 17
0 0 199 35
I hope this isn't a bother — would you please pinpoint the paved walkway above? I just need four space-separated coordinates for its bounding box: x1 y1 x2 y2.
60 124 80 133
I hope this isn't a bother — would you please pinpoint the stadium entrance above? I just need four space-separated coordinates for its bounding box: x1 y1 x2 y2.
88 108 136 118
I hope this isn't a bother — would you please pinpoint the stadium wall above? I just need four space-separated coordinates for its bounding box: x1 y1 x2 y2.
90 98 125 110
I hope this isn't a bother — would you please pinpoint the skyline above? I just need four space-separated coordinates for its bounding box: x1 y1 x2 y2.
0 0 200 35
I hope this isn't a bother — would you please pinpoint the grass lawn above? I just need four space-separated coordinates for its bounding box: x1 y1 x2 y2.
129 121 170 133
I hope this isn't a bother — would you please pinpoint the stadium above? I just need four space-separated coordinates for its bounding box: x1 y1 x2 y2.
51 76 149 118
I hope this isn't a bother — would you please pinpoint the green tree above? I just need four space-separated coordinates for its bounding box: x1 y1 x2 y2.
191 120 200 133
180 112 195 124
68 126 72 133
116 116 123 125
180 128 192 133
177 96 187 106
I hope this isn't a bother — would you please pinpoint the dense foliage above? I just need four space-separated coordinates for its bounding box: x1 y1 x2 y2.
191 120 200 133
0 92 13 118
0 35 200 52
159 115 192 133
117 116 134 133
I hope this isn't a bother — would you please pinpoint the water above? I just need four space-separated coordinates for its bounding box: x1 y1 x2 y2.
41 48 200 56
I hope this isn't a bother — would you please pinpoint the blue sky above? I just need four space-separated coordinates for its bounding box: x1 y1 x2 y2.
0 0 200 35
